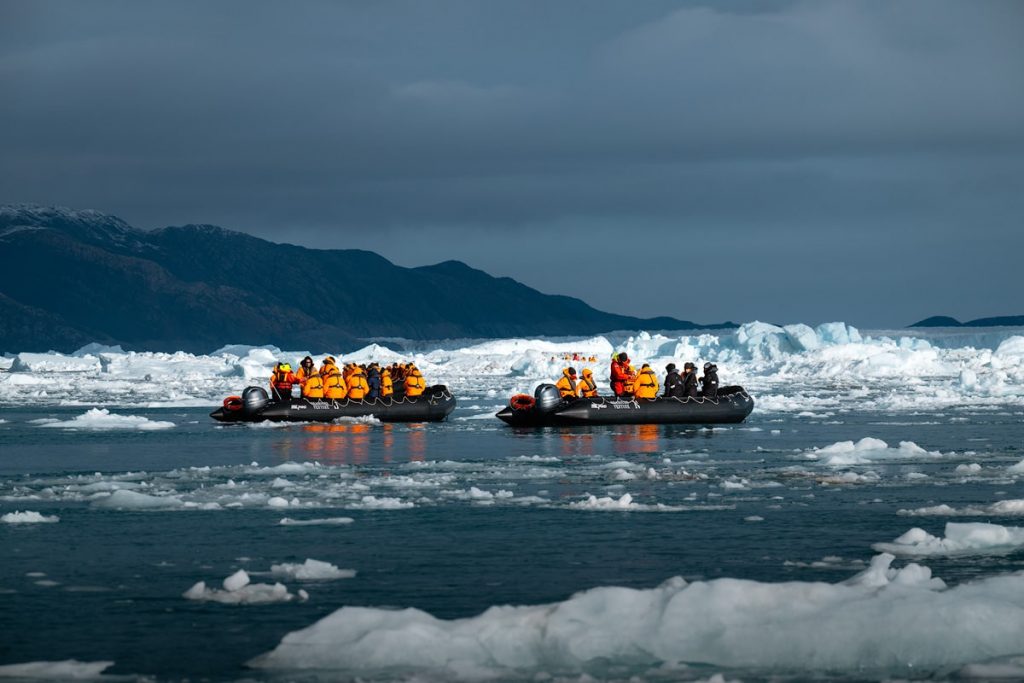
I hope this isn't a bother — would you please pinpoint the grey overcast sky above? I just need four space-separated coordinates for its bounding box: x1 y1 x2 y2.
2 1 1022 327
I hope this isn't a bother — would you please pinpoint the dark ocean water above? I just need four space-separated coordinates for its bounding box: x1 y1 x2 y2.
1 403 1023 681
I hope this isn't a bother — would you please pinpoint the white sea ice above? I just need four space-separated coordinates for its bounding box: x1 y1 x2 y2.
873 523 1024 557
0 659 114 679
36 408 174 430
183 568 306 605
569 493 688 512
279 517 354 526
803 437 943 467
1 511 59 524
251 553 1024 678
899 499 1024 517
91 490 183 510
270 559 356 581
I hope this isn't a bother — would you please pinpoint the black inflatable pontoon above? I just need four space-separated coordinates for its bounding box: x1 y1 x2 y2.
211 385 456 423
496 384 754 427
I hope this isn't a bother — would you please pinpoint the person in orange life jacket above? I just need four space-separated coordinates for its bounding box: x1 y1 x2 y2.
380 367 394 397
321 359 348 400
555 367 579 398
318 356 336 377
347 364 369 400
404 365 425 397
633 363 659 399
681 362 699 398
295 356 317 382
269 362 298 401
610 352 635 397
577 368 599 397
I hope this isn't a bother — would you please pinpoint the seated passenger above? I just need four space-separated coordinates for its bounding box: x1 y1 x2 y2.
318 356 337 377
577 368 599 397
681 362 699 398
555 367 578 398
347 365 369 400
381 367 394 397
321 360 348 400
633 363 659 399
663 363 684 398
269 362 297 401
701 362 719 399
366 365 382 400
295 356 317 382
404 365 425 397
301 367 325 399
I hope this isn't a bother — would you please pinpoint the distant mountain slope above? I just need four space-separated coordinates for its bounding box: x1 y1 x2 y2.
911 315 1024 328
0 205 730 353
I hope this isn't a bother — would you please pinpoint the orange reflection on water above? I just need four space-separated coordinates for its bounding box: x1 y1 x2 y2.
407 424 426 462
611 424 661 455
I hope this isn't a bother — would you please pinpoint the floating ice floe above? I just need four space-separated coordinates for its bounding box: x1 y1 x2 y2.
873 522 1024 557
269 559 355 581
802 437 944 467
250 553 1024 678
36 408 175 431
278 517 354 526
1 511 59 524
569 493 696 512
183 569 307 605
899 499 1024 517
0 659 114 679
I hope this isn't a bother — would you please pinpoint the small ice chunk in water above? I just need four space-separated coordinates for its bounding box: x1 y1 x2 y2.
1 511 59 524
270 559 356 581
223 569 250 592
0 659 115 679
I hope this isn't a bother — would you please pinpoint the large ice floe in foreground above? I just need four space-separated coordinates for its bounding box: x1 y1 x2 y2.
2 321 1022 413
250 554 1024 679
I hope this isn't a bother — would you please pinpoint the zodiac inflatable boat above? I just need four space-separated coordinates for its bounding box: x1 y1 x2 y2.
496 384 753 426
211 386 456 423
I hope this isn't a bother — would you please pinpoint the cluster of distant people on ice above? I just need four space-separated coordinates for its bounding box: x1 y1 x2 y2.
269 357 427 402
555 352 719 400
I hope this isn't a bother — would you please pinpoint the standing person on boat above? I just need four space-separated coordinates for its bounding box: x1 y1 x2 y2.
578 368 599 398
681 362 699 398
555 367 579 398
663 363 684 398
404 365 426 397
633 363 659 399
269 362 298 401
322 358 348 400
701 362 719 399
610 352 635 397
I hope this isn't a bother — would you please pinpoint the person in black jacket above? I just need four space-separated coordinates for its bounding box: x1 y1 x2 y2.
366 365 382 400
663 363 684 398
700 362 719 399
681 362 699 398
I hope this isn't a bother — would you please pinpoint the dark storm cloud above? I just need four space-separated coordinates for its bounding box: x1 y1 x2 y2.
2 1 1022 325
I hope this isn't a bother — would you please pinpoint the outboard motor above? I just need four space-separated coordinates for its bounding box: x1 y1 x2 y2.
534 383 563 414
241 386 270 416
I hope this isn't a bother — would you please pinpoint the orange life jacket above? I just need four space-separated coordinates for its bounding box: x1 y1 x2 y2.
634 368 659 399
555 371 578 398
301 374 324 399
404 369 425 397
381 370 393 397
347 369 369 400
578 372 598 398
322 366 347 399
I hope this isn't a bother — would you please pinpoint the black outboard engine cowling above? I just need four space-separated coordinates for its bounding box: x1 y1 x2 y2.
534 383 563 414
241 386 270 416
